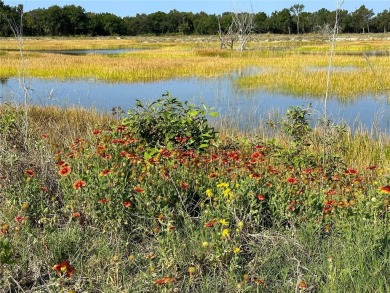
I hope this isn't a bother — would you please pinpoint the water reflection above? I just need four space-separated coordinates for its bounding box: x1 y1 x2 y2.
31 48 142 55
0 74 389 132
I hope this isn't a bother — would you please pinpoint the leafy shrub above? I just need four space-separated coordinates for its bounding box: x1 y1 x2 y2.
122 92 218 151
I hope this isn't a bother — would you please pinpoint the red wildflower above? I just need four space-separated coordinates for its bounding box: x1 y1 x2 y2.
25 169 35 177
287 177 298 184
326 189 337 196
250 173 261 179
204 219 217 228
175 136 190 144
253 279 265 285
117 125 127 132
52 261 75 278
14 216 24 223
367 165 377 170
73 180 86 189
99 169 112 176
180 181 189 189
111 138 127 145
41 133 48 139
154 277 175 285
379 185 390 194
344 168 358 175
58 165 71 176
257 194 266 201
209 172 218 178
133 186 145 193
211 154 219 160
98 198 109 204
92 129 101 135
149 157 159 164
122 201 132 208
72 212 80 218
40 187 48 192
251 152 263 159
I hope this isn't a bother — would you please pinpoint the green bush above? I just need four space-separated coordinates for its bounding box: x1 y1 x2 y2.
122 92 218 151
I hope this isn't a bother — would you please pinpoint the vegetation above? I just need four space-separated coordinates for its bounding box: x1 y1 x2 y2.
1 1 390 37
0 101 389 292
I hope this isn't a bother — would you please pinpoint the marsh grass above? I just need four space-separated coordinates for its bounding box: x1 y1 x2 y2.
1 36 390 100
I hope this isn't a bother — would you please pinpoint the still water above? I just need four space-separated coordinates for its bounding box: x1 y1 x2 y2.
0 71 389 132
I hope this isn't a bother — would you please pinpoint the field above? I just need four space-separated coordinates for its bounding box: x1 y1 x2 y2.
0 35 389 292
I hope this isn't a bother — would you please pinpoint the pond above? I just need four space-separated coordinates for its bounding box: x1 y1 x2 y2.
0 71 389 132
31 48 142 55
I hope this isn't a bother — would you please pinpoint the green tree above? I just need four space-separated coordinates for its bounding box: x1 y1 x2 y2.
374 9 390 33
350 5 374 33
268 9 293 34
253 12 268 33
62 5 87 35
290 4 305 34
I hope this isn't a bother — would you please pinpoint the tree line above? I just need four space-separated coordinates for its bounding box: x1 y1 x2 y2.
1 1 390 37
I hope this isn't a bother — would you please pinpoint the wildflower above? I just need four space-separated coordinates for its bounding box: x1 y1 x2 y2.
58 165 71 176
188 266 196 276
21 202 29 211
221 228 230 239
257 194 266 201
250 173 261 179
253 279 265 285
367 165 377 170
208 172 218 178
237 221 244 230
92 129 101 135
40 187 48 192
25 169 35 177
175 136 190 144
73 180 86 189
41 133 48 139
52 261 75 278
204 219 217 228
298 280 308 290
219 219 229 226
379 185 390 194
14 216 24 223
98 198 109 204
180 181 189 189
133 186 145 193
217 182 229 188
287 177 298 184
344 168 358 175
0 223 9 235
72 212 80 218
205 189 213 198
154 277 175 285
99 169 112 176
116 125 127 132
233 247 241 254
202 241 209 247
123 201 132 208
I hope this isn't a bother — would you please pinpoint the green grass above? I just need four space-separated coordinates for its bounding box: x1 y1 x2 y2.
0 104 389 292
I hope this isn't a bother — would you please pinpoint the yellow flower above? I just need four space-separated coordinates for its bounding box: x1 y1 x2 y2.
223 188 232 197
219 219 229 226
202 241 209 247
221 229 230 239
237 221 244 230
233 247 241 254
217 182 229 188
205 189 213 198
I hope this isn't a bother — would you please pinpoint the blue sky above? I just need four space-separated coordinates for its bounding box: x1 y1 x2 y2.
5 1 390 17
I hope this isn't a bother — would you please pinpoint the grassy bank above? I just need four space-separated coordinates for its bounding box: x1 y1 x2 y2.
1 103 389 292
1 35 390 100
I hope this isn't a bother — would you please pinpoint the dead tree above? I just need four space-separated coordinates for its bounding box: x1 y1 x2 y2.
231 11 253 51
217 16 236 50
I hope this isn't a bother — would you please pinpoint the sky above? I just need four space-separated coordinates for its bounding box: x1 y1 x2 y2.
4 0 390 17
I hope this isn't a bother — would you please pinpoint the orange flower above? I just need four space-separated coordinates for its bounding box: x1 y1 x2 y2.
72 212 81 218
25 169 35 177
133 186 145 193
204 219 217 228
180 181 189 189
122 201 132 208
379 185 390 194
58 165 71 176
287 177 298 184
99 169 112 176
257 194 266 201
73 180 86 189
154 277 175 285
53 261 75 278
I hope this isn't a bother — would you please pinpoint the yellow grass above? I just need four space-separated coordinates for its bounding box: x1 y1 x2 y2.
0 35 389 99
